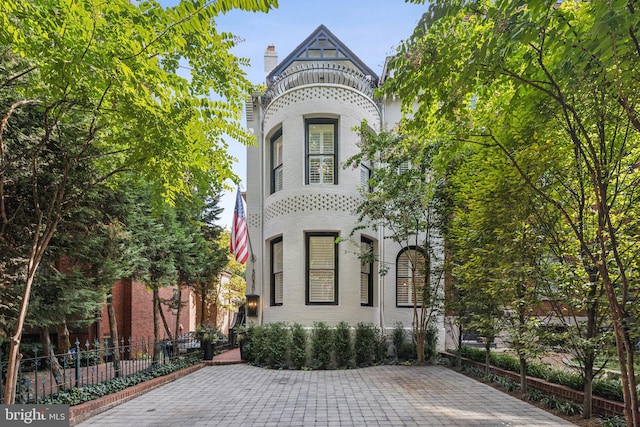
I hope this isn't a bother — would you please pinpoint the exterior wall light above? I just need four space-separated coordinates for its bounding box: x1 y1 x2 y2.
246 294 259 317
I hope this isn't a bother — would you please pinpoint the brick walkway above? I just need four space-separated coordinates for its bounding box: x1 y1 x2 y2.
74 358 576 426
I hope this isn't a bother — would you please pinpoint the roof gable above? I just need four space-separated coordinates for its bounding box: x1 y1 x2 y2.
267 25 378 84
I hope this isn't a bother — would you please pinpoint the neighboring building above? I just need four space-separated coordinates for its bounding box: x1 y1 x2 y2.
244 25 446 350
97 279 197 343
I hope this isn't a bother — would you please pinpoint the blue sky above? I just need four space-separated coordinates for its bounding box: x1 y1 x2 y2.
211 0 427 228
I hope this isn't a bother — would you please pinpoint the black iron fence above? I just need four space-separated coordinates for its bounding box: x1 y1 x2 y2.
0 334 220 404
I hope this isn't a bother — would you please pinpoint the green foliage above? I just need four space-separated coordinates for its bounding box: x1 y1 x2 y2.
423 322 438 362
601 416 627 427
0 0 277 393
195 323 223 343
354 322 384 367
242 323 291 369
392 322 407 358
457 346 626 402
310 322 333 370
333 321 354 369
592 378 624 402
387 0 640 420
546 370 584 391
290 323 308 369
392 322 417 361
526 389 545 402
462 362 583 416
240 324 262 366
41 355 199 405
263 322 290 369
344 124 444 365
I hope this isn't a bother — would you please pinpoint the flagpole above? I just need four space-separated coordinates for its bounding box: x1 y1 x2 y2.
238 185 257 294
233 185 261 325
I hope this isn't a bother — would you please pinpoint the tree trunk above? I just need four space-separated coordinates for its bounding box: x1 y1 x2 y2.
152 286 160 363
519 357 527 395
59 320 71 354
484 341 491 375
415 330 426 365
157 296 172 340
599 266 639 427
106 291 121 378
582 294 598 420
456 324 462 368
40 327 64 388
4 255 41 403
210 302 218 328
174 286 182 338
583 364 594 420
199 285 207 325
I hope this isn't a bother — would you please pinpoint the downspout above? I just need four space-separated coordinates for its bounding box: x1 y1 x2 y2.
378 94 385 333
258 94 265 326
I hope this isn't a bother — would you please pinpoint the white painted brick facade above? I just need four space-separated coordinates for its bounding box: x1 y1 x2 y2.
245 27 445 350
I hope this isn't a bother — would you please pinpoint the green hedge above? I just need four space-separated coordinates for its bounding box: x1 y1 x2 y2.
242 322 388 370
457 346 625 403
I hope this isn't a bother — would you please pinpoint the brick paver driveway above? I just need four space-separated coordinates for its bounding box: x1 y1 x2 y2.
75 364 576 426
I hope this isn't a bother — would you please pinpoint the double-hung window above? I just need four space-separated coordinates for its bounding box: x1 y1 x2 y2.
306 232 338 305
306 119 337 185
396 247 425 307
270 237 283 306
360 237 373 306
360 161 372 192
271 129 283 193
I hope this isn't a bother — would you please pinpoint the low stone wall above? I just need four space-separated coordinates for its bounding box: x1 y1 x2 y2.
441 352 625 418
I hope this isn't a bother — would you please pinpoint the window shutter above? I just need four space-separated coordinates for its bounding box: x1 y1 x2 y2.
397 249 425 306
310 236 334 268
307 121 336 185
308 235 336 303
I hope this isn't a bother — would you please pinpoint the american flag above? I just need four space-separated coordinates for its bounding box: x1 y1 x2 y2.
230 187 249 264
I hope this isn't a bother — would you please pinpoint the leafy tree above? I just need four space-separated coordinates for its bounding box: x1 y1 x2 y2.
345 124 444 364
386 1 640 422
450 146 547 390
1 0 277 403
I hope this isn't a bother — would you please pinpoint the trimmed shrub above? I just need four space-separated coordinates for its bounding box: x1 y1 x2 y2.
333 321 354 368
241 324 257 364
311 322 333 369
392 322 407 359
290 323 308 369
424 323 438 362
355 322 380 366
399 342 417 361
264 322 290 369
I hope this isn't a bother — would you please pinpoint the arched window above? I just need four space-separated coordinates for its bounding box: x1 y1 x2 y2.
396 247 425 307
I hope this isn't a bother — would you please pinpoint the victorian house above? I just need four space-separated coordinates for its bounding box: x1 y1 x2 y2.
244 25 445 350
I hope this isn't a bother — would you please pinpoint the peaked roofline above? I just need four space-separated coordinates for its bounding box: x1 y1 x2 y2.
266 24 379 84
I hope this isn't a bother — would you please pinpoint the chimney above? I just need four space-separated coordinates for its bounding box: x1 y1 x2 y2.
264 45 278 74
